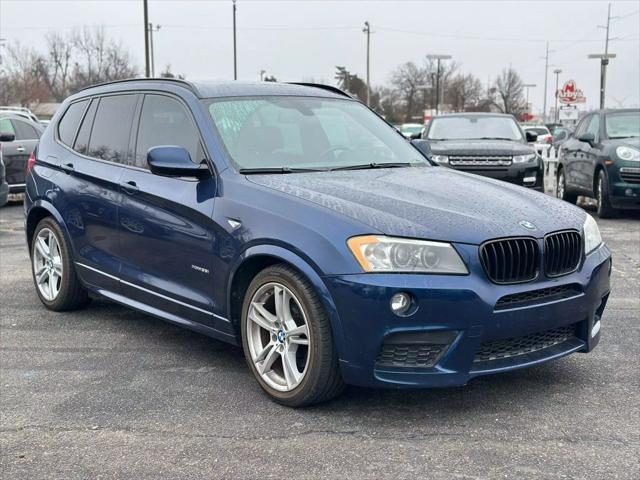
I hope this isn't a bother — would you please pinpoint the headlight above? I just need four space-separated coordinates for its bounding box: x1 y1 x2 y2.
616 146 640 162
431 155 449 164
512 153 537 163
583 214 603 254
347 235 468 274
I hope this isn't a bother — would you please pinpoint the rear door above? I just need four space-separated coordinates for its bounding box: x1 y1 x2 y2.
0 118 20 189
581 114 602 192
54 94 138 291
116 93 222 329
7 119 41 190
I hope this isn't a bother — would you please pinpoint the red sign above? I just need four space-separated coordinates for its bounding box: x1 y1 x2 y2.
557 80 586 104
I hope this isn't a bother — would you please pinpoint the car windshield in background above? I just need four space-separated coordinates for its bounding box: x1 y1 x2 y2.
400 125 423 136
206 96 427 171
606 112 640 139
427 116 523 141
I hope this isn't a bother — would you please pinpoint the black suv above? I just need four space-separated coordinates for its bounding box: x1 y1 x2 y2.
416 113 543 190
0 114 43 194
556 109 639 217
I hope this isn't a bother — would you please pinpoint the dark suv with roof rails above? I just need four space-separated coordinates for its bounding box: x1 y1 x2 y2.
416 112 544 190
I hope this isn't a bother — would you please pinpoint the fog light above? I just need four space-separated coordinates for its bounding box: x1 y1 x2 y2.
523 175 536 184
591 320 601 338
390 292 412 316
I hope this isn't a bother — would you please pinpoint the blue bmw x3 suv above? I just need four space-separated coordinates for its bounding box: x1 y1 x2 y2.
25 79 611 406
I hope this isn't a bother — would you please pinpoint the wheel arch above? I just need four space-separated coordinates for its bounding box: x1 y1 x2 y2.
593 163 606 195
226 245 347 360
25 200 71 252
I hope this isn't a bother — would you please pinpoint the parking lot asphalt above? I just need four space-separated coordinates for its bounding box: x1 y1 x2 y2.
1 199 639 480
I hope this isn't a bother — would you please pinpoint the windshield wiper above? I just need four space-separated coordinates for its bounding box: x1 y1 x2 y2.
328 162 415 171
239 166 327 174
474 137 515 141
609 135 639 139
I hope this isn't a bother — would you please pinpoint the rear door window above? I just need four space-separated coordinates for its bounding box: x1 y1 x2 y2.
87 95 138 164
58 100 89 146
12 120 40 140
134 94 201 168
0 118 16 137
74 99 98 156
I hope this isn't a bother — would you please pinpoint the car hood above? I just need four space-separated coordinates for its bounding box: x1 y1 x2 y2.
428 139 533 156
606 137 640 148
248 167 586 244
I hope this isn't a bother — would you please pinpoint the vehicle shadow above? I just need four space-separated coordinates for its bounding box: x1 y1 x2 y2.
84 298 593 418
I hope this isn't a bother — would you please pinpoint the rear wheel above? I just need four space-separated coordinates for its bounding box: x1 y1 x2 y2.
596 170 616 218
556 169 577 204
31 217 89 311
241 264 344 406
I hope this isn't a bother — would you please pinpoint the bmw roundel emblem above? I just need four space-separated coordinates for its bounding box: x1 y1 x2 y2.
519 220 537 231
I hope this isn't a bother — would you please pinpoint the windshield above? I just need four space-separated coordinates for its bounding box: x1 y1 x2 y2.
606 112 640 139
401 125 423 135
426 116 523 141
205 96 427 171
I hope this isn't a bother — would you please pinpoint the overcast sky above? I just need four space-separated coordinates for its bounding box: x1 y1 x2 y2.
1 0 639 113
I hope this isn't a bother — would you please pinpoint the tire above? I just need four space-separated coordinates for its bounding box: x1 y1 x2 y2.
556 168 578 204
241 264 344 407
30 217 89 311
596 170 616 218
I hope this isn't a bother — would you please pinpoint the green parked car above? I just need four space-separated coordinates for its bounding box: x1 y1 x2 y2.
556 109 640 217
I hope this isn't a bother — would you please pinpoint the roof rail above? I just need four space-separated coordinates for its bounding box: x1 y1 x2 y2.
77 77 199 95
287 82 354 99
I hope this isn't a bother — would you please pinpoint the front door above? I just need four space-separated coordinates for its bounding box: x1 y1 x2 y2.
116 94 225 332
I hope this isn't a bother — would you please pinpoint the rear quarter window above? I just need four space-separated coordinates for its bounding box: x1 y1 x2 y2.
58 100 89 146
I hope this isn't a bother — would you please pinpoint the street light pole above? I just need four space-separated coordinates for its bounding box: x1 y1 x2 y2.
589 3 617 109
232 0 237 80
553 69 562 123
363 21 371 106
542 42 550 123
143 0 150 77
426 54 452 115
148 23 161 77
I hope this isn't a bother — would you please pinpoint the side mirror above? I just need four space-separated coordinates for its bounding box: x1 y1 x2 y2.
525 131 538 143
147 146 208 178
578 132 595 146
409 130 423 140
0 132 15 142
411 139 431 158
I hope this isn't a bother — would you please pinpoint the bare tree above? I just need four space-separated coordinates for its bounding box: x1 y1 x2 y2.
36 32 74 102
2 43 48 106
390 61 428 122
446 73 483 112
495 68 525 115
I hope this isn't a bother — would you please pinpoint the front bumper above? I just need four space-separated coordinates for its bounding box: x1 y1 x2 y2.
447 161 544 191
609 166 640 210
325 243 611 388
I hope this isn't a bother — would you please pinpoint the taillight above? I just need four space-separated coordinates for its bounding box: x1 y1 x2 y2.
26 152 36 174
547 136 553 144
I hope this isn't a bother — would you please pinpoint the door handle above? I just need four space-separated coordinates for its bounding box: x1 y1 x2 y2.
60 162 74 173
16 146 26 153
120 180 139 194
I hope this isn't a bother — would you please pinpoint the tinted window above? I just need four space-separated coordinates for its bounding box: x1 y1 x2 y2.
58 100 88 146
74 99 98 155
0 118 16 137
134 95 200 168
12 120 40 140
605 111 640 139
88 95 138 163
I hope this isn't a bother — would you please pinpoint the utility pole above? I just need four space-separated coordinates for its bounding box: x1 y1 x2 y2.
143 0 150 77
542 42 550 123
589 3 617 109
232 0 237 80
553 69 562 123
523 84 537 115
426 54 452 115
259 69 266 81
363 21 371 106
148 23 161 77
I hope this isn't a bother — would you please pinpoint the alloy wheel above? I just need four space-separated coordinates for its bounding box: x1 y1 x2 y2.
33 228 63 301
246 282 311 392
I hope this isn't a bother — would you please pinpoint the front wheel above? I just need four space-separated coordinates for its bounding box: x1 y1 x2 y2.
596 170 616 218
241 264 344 406
31 217 89 311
